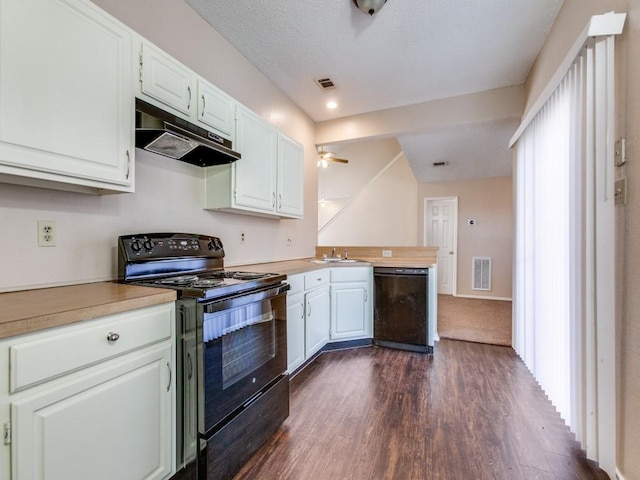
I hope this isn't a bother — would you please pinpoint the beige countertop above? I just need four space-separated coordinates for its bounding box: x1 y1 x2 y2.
1 246 436 340
233 257 437 275
0 282 176 340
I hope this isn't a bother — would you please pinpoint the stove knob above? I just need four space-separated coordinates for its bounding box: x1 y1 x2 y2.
143 239 155 252
208 238 220 251
130 239 142 252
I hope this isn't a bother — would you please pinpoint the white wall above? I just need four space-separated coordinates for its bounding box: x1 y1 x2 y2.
318 147 418 246
0 0 318 292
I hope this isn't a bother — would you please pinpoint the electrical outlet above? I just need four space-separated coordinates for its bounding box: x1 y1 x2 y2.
382 250 392 258
615 177 627 206
38 221 56 247
240 232 246 244
286 236 293 247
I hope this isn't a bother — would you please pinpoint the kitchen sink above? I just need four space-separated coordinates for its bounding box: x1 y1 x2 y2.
310 259 361 264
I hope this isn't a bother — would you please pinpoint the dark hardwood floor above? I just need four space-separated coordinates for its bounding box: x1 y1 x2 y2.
233 340 609 480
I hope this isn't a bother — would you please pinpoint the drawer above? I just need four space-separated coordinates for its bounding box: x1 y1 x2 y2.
287 274 305 296
330 266 372 283
304 269 330 290
9 303 174 393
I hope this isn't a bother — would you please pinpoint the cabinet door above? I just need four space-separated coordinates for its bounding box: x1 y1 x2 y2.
305 285 330 358
140 42 195 117
11 344 173 480
286 292 305 373
0 0 134 190
276 133 304 218
197 79 235 140
234 104 277 212
330 282 368 341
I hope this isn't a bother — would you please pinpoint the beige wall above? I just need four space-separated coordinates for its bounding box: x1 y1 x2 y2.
526 1 639 478
418 177 513 299
0 0 318 292
316 86 523 145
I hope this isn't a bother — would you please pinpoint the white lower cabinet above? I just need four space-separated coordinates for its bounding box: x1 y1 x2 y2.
286 290 306 373
330 267 373 341
305 285 330 358
0 303 175 480
285 271 330 373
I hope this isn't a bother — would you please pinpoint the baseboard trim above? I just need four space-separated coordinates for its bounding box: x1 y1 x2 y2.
453 294 513 302
616 467 626 480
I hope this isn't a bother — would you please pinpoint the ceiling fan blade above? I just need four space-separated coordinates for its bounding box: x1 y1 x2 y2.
329 157 349 163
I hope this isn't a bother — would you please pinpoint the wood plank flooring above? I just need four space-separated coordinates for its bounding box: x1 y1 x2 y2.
233 340 609 480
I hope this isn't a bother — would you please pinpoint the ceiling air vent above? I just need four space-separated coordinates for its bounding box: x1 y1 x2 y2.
315 77 336 91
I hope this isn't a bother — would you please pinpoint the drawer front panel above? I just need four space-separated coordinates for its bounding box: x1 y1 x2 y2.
304 270 330 290
330 266 372 283
10 303 173 393
286 274 305 295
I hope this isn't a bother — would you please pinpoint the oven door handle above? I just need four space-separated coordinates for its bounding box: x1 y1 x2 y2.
201 282 290 314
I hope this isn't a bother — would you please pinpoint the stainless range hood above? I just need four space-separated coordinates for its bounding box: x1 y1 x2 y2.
135 98 241 167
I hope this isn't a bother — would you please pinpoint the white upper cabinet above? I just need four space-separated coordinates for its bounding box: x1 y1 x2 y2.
204 104 304 219
277 133 304 218
234 104 278 212
139 41 195 117
197 80 235 140
0 0 135 194
137 40 235 142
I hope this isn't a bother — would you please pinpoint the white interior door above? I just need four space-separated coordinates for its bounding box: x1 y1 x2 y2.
424 198 457 295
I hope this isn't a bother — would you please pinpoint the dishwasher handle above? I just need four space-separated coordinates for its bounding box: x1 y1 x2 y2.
374 267 429 276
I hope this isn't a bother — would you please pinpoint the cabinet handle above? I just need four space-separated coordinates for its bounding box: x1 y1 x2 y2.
307 302 311 317
201 95 206 117
187 86 192 109
106 332 120 342
301 304 304 320
279 194 282 209
187 352 193 380
167 362 172 392
125 150 131 180
272 192 276 208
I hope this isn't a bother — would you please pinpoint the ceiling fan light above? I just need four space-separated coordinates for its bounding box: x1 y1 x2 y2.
352 0 387 16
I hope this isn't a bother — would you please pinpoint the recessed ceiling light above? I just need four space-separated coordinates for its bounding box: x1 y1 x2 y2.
326 101 338 109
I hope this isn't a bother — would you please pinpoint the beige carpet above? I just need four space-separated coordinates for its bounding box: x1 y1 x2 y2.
437 294 512 346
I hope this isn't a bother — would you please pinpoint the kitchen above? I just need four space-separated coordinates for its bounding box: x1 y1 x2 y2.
0 1 639 480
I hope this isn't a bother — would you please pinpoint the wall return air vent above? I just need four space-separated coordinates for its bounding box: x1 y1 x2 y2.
472 256 492 291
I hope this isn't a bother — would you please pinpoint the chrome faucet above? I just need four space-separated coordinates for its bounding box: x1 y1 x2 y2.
344 249 348 259
331 247 336 258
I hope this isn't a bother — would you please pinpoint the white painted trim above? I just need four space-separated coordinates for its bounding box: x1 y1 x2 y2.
423 196 458 296
318 151 404 234
454 294 512 302
616 468 626 480
509 12 626 147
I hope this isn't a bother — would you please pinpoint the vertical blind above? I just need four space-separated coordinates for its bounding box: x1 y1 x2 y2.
511 18 621 474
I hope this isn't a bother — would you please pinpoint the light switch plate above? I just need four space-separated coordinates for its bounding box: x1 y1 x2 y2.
382 250 392 258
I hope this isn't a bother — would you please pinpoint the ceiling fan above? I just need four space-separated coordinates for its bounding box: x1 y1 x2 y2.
317 147 349 168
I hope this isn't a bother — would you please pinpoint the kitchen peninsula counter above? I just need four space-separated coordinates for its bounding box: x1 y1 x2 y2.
0 282 176 339
233 246 438 275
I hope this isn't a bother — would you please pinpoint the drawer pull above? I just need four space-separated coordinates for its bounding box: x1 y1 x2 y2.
106 332 120 342
167 362 172 392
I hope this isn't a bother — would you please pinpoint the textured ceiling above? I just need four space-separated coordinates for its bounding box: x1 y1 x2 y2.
186 0 564 181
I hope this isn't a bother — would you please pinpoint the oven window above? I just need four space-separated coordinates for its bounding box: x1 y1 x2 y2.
204 302 276 389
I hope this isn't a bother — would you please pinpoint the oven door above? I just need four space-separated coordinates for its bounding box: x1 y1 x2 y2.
198 282 289 435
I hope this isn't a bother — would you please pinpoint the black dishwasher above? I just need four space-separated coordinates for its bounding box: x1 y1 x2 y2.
373 267 433 353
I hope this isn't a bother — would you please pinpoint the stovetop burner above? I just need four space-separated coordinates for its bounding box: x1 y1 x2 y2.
118 233 287 300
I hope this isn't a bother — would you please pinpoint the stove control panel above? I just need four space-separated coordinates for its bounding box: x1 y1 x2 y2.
119 233 225 260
